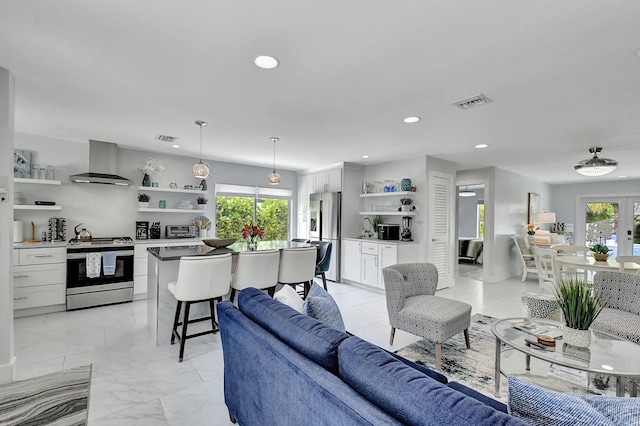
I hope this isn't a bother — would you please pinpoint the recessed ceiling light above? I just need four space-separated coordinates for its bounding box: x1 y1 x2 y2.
254 55 279 69
172 144 180 149
403 116 420 123
475 144 489 149
362 155 370 159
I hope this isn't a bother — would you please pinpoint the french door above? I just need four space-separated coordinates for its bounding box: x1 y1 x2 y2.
577 196 640 259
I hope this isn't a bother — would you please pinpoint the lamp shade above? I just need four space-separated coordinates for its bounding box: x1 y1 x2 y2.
535 212 556 223
574 147 618 177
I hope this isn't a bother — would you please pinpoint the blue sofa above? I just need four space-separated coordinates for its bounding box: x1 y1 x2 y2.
217 288 527 425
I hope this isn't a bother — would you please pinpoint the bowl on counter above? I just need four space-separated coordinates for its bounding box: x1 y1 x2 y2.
202 237 237 248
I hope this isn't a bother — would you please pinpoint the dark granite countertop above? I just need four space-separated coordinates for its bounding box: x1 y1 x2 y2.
147 240 312 261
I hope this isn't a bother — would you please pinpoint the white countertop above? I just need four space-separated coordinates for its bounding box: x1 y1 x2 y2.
134 237 204 245
343 237 417 245
13 241 67 249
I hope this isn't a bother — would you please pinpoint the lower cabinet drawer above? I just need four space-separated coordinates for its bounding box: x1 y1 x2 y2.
19 247 66 265
361 242 378 254
13 263 66 288
13 283 66 310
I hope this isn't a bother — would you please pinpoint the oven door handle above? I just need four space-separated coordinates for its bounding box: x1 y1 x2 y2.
67 250 134 260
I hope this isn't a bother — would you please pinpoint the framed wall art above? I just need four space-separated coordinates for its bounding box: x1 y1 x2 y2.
14 149 32 178
527 192 540 225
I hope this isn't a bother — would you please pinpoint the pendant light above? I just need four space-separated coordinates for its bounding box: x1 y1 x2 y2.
574 147 618 177
193 120 210 179
268 137 281 185
458 186 476 197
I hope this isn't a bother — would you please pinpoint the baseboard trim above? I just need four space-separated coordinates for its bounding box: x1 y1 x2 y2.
0 356 16 384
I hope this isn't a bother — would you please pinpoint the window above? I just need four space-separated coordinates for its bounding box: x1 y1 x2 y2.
215 184 292 241
477 202 485 238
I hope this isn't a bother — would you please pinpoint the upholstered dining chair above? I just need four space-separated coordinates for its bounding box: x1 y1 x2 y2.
291 238 310 243
168 254 232 362
533 248 559 295
309 240 332 291
230 249 280 303
277 246 317 298
512 235 537 281
616 256 640 274
382 263 472 370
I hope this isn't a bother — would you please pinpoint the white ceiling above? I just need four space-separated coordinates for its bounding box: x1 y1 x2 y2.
2 1 640 184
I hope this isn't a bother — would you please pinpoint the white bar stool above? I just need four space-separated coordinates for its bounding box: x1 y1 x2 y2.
230 249 280 302
168 254 232 362
277 246 317 298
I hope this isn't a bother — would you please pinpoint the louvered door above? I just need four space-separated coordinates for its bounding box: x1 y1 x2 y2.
428 172 455 289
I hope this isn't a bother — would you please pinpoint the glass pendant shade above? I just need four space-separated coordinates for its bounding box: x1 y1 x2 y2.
193 120 210 179
268 137 280 185
574 147 618 177
458 186 476 197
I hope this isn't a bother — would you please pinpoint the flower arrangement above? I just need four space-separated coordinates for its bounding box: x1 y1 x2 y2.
241 221 265 243
138 193 150 202
586 219 614 258
196 196 208 205
526 224 539 235
135 157 165 175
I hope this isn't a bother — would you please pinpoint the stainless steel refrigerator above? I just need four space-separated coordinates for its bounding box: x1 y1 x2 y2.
309 192 341 282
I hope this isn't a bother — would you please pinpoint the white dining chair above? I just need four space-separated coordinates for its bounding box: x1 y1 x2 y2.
277 246 317 298
168 254 232 362
551 244 589 281
512 235 537 281
533 247 560 295
230 249 281 302
616 255 640 275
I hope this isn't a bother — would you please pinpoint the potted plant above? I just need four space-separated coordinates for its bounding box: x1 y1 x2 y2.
372 215 383 238
589 243 609 261
526 224 539 243
138 193 150 208
196 196 208 210
135 157 164 187
553 278 607 347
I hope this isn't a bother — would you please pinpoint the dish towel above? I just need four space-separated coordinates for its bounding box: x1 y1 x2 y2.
102 251 117 276
86 253 101 278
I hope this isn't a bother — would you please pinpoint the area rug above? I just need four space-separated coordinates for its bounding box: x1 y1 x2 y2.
395 313 500 398
0 365 92 426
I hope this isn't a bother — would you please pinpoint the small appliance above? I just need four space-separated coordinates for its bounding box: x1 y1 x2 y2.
378 224 400 240
166 225 196 238
401 216 413 242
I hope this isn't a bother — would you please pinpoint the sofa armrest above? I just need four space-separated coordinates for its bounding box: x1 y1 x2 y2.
447 381 507 413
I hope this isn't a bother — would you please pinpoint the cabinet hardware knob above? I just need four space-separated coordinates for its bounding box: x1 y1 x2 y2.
13 275 29 278
13 296 28 300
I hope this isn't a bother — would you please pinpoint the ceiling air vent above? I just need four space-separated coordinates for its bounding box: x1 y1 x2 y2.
155 134 178 143
452 94 492 110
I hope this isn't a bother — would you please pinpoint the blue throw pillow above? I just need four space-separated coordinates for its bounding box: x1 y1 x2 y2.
303 283 346 332
507 376 640 425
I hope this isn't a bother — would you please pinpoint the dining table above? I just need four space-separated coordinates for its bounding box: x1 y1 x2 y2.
146 240 313 345
555 255 640 275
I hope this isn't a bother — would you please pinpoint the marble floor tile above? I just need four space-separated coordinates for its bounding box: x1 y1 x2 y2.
13 271 537 424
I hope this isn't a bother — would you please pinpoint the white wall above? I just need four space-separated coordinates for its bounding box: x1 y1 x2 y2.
0 68 15 383
13 134 297 240
458 188 484 238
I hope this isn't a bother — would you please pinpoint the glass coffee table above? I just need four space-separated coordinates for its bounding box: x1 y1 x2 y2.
491 317 640 397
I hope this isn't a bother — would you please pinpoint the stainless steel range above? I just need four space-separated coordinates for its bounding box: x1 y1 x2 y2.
66 236 134 310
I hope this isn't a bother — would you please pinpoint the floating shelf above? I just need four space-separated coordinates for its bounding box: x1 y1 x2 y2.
14 205 62 211
359 211 416 216
138 186 205 195
360 191 414 198
138 208 202 213
14 178 62 185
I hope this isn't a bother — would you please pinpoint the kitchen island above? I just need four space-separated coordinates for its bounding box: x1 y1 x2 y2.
147 240 312 345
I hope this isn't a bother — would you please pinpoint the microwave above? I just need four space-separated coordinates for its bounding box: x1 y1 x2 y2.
166 225 196 239
378 224 400 240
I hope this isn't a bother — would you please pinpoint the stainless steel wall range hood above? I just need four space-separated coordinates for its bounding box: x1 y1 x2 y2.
69 140 133 186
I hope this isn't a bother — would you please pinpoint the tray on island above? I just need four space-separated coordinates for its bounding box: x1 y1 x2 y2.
202 238 237 248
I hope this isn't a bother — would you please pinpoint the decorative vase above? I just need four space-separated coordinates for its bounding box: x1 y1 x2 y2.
198 204 206 210
593 253 608 261
199 229 207 238
246 236 258 250
199 179 207 191
527 234 535 243
401 178 412 192
562 325 591 348
138 201 149 208
142 174 151 187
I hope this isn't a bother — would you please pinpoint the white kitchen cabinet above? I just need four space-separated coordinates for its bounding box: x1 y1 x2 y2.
13 247 66 315
342 238 418 289
296 213 309 241
342 239 362 282
297 175 309 214
377 243 398 288
310 168 342 193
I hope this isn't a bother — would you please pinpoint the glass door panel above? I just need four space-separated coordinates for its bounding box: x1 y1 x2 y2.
585 202 618 259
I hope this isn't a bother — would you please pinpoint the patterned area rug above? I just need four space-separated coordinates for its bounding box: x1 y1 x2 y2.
0 365 92 426
395 313 500 397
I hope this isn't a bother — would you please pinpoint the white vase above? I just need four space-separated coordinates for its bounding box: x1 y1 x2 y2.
527 235 535 243
199 229 207 238
562 325 591 348
138 201 149 208
198 204 206 210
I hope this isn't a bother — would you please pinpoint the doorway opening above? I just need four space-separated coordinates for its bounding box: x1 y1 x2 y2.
456 184 484 280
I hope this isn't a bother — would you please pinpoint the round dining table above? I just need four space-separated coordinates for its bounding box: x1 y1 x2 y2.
555 255 640 274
